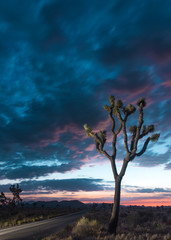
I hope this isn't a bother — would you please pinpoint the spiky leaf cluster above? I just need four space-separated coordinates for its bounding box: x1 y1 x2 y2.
142 125 155 134
129 125 137 134
137 98 146 107
115 100 123 108
124 104 136 115
128 104 136 113
109 95 115 106
10 184 22 197
113 107 118 115
84 124 92 136
113 100 123 115
0 192 8 206
147 125 155 133
150 133 160 142
99 130 107 145
0 192 6 198
104 104 111 112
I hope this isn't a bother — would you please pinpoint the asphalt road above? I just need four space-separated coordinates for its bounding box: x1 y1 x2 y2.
0 210 87 240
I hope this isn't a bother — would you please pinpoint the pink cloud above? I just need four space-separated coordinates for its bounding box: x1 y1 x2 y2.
146 50 171 65
38 123 86 148
20 190 171 206
93 118 111 132
69 145 79 151
85 144 95 151
161 80 171 88
80 155 90 163
121 198 171 207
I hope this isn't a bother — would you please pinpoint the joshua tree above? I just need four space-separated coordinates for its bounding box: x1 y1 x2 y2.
9 184 22 208
84 96 160 235
0 184 22 212
0 192 8 207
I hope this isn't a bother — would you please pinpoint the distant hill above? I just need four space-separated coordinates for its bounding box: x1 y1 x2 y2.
23 200 86 209
59 200 85 209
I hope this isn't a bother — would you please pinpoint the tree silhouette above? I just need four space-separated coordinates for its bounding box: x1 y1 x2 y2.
84 96 160 235
9 184 22 208
0 191 8 206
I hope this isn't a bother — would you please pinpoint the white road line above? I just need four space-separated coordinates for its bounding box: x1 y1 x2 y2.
0 216 65 235
0 211 85 236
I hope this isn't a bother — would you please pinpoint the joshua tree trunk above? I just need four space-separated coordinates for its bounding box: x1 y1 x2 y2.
108 178 121 235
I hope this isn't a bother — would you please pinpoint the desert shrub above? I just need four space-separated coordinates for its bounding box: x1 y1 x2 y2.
127 211 139 227
3 221 8 227
17 220 22 225
166 209 171 214
113 233 171 240
64 224 73 232
72 216 99 239
126 209 155 228
153 221 161 229
138 210 154 222
40 206 171 240
120 212 128 218
162 215 167 223
84 208 110 225
166 216 171 226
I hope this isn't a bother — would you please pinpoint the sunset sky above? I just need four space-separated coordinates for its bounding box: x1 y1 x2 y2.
0 0 170 206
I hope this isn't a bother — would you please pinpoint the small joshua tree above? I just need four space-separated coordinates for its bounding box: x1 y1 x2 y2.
0 192 8 207
84 96 160 235
9 184 22 208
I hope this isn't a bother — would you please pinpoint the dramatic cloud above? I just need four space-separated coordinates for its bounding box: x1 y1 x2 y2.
0 178 106 192
136 188 171 193
0 163 82 180
0 0 170 203
126 187 171 194
165 162 171 170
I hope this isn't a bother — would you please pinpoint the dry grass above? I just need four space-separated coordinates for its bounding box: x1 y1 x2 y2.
0 206 77 228
72 217 99 238
42 206 171 240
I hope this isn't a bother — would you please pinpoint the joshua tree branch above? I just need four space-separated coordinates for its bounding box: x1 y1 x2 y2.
139 126 155 139
95 141 101 153
111 157 118 179
116 108 123 123
136 137 151 156
116 110 130 154
112 135 117 157
109 108 115 135
109 109 117 158
99 138 118 178
130 134 136 151
132 105 144 153
107 108 119 177
93 128 118 178
94 133 103 151
119 157 129 179
116 124 122 135
93 133 111 159
101 149 112 160
122 115 130 154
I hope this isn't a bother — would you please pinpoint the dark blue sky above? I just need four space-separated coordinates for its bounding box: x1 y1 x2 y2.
0 0 170 204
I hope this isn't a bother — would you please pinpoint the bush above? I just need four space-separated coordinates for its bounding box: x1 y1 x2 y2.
72 217 99 239
17 220 22 225
40 206 171 240
3 221 8 227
